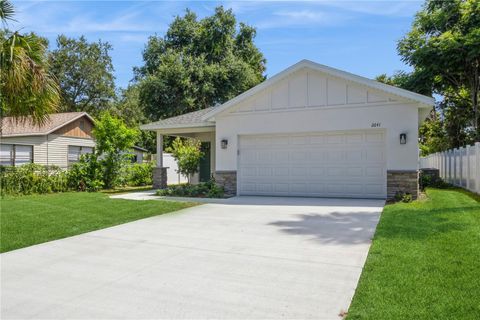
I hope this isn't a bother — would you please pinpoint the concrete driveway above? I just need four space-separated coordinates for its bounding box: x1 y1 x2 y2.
1 196 384 319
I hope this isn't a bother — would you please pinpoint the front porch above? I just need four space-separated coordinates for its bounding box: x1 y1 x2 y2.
152 128 216 188
140 107 218 190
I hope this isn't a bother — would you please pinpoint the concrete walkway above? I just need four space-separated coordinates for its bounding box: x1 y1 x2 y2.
1 196 384 319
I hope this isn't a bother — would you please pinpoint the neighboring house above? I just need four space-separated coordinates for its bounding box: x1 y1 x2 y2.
1 112 147 168
131 146 147 164
1 112 95 168
141 60 435 200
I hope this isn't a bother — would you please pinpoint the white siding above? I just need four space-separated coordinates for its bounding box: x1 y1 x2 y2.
0 135 94 168
231 68 396 113
1 136 48 165
214 67 420 173
47 135 95 168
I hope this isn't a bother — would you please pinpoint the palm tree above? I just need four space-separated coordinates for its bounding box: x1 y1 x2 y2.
0 0 60 125
0 0 15 23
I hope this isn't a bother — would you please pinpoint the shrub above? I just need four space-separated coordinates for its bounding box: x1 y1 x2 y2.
394 191 413 203
419 170 450 190
156 179 224 198
167 137 203 183
126 163 153 186
93 112 139 189
0 164 68 196
67 154 104 192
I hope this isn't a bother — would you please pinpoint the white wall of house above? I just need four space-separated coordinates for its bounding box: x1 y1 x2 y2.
163 153 188 184
1 135 95 168
213 68 423 172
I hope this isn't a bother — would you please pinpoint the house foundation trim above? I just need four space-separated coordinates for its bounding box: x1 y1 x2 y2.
387 170 419 200
215 171 237 197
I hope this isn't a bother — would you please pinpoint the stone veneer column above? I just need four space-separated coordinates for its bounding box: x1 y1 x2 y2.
387 170 419 200
215 171 237 197
153 167 168 189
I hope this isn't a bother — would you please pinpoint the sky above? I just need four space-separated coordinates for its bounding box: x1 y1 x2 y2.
11 0 424 89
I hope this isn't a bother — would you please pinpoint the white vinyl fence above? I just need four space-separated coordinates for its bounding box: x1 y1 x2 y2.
420 142 480 194
162 153 188 185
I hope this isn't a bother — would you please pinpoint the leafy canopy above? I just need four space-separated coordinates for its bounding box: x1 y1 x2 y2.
93 112 139 188
135 6 266 121
49 35 115 117
398 0 480 139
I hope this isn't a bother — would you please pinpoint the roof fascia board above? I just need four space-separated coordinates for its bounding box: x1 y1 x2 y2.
140 122 215 131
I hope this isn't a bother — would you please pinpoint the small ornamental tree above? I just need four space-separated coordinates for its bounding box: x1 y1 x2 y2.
93 112 139 189
167 137 203 183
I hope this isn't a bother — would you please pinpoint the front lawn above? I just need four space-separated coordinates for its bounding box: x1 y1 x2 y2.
0 192 195 253
347 188 480 319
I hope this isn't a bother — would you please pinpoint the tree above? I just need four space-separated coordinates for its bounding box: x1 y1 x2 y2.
167 137 203 183
111 85 156 152
0 0 60 125
0 0 14 22
49 35 115 117
135 6 266 121
93 112 139 189
375 70 433 96
398 0 480 139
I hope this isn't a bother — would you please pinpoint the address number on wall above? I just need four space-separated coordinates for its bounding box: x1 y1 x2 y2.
371 122 381 128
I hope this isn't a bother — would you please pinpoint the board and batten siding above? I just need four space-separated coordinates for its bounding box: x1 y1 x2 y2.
1 135 95 168
214 67 422 172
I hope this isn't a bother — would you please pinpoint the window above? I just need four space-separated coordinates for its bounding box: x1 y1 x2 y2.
79 120 85 131
68 146 93 165
0 144 33 166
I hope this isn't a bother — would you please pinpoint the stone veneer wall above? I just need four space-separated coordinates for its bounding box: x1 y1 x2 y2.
153 167 168 189
387 170 419 200
215 171 237 197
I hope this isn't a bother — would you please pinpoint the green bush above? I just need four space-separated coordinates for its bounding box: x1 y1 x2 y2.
394 191 413 203
419 170 450 191
156 179 224 198
67 154 104 192
0 164 68 196
126 163 153 186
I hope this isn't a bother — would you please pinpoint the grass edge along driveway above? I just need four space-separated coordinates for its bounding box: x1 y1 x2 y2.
347 188 480 320
0 192 196 253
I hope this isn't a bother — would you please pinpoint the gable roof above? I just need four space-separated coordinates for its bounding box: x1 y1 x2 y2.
202 59 435 121
140 107 215 130
1 112 94 137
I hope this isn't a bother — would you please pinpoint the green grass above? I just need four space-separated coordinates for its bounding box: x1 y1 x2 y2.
0 192 195 253
347 188 480 319
100 185 153 195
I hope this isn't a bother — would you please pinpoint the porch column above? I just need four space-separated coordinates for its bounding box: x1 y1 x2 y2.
156 131 163 168
153 131 167 189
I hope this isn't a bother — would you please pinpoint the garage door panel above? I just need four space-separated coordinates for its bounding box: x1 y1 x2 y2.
239 130 386 198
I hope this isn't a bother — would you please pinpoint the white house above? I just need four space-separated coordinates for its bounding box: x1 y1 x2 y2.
141 60 434 199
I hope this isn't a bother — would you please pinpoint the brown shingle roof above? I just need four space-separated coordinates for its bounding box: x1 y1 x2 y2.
1 112 94 137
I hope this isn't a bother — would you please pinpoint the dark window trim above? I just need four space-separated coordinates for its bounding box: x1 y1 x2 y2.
0 143 34 167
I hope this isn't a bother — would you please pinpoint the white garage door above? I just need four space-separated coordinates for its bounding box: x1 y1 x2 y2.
238 130 386 199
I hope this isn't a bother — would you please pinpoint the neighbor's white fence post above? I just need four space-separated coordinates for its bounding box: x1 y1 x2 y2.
420 142 480 194
466 145 471 190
